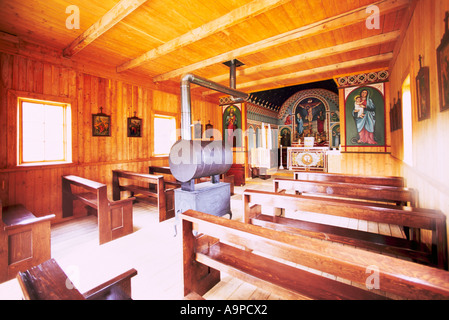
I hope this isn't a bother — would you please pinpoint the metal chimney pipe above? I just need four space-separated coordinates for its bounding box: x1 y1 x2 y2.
180 73 249 140
229 60 236 89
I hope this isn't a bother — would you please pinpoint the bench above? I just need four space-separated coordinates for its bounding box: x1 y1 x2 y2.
293 171 405 187
182 209 449 300
16 258 137 300
274 177 417 206
0 201 55 283
112 169 175 222
62 175 135 245
243 189 448 270
149 165 235 195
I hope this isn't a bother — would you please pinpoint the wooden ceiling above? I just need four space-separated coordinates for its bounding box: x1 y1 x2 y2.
0 0 414 99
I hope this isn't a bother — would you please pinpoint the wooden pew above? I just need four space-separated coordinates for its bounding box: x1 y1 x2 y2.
243 189 448 270
0 201 55 283
293 171 405 187
274 177 417 206
149 165 235 195
112 169 175 222
16 258 137 300
182 209 449 300
62 175 135 245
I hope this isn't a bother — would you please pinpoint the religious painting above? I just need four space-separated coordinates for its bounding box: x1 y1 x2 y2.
127 116 142 137
437 24 449 112
331 124 340 148
193 120 203 140
391 95 402 131
279 126 291 147
416 66 431 121
293 97 326 143
204 121 214 139
282 111 292 125
92 111 110 136
222 104 242 147
344 85 385 147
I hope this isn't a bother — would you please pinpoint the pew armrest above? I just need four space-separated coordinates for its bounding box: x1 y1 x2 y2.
109 197 135 209
83 268 138 300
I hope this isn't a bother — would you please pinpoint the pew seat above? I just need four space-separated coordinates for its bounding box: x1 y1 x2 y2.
16 258 137 300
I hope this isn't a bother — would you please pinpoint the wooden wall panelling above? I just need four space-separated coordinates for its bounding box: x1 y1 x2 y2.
0 50 225 222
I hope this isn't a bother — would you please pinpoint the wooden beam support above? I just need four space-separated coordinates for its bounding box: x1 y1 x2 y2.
63 0 148 58
153 0 410 82
209 31 400 84
116 0 291 72
202 53 393 95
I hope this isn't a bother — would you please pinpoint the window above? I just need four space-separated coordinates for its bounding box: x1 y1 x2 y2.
18 98 72 165
402 75 413 166
153 114 176 156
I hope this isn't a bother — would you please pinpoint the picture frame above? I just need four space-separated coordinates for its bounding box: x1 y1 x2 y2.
92 110 111 136
416 65 431 121
127 116 142 137
437 12 449 112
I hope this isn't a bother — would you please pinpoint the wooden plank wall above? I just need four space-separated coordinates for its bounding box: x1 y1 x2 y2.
0 50 222 223
388 0 449 247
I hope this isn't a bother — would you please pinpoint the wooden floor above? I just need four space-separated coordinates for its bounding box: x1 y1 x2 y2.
0 169 407 300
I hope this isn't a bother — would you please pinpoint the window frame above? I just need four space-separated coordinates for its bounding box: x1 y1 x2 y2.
17 96 72 166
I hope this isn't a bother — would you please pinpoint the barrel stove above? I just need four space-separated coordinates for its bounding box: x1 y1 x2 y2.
169 139 233 220
170 73 249 228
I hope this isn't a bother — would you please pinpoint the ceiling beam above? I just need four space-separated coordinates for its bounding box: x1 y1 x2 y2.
153 0 409 82
63 0 148 58
116 0 291 72
208 30 400 83
202 52 393 95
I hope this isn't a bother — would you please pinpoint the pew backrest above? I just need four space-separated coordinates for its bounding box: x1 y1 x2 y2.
243 189 448 269
293 172 405 187
274 177 417 206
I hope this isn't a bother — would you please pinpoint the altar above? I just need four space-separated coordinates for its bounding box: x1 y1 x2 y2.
287 146 329 172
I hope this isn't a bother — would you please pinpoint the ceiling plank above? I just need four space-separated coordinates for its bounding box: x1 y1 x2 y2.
116 0 291 73
63 0 148 58
209 30 400 83
388 0 419 70
202 52 393 94
153 0 409 82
